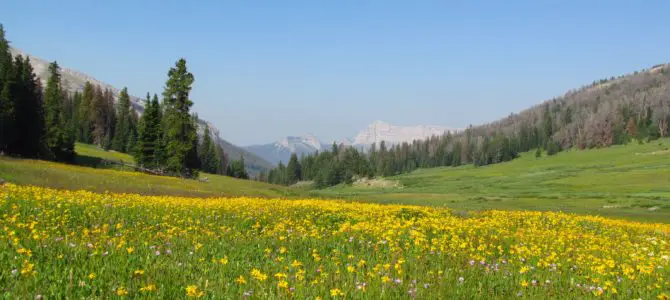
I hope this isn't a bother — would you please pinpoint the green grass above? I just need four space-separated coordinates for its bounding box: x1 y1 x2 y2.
2 184 667 298
74 143 135 164
2 141 669 222
312 139 670 223
0 143 295 198
72 143 136 171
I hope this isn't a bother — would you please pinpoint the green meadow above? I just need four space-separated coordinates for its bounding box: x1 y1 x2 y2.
0 143 294 198
1 140 669 222
313 139 670 223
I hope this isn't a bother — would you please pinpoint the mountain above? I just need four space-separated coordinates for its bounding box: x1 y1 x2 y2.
352 120 458 147
247 121 459 164
244 134 323 165
9 47 274 173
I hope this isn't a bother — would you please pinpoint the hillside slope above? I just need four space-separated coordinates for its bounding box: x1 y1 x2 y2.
9 47 274 172
474 63 670 149
312 138 670 223
0 144 294 198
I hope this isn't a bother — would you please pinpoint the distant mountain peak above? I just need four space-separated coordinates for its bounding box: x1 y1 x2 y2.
277 134 323 151
245 134 324 165
353 121 457 146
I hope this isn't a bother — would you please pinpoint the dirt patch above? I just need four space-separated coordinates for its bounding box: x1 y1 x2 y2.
353 177 402 189
291 181 314 188
635 149 670 156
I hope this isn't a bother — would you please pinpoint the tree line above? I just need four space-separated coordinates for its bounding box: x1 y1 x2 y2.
0 24 249 179
264 64 670 188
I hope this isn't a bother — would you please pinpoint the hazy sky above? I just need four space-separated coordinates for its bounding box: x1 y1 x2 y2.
2 1 670 145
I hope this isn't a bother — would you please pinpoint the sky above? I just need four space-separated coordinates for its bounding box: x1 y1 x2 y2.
2 1 670 146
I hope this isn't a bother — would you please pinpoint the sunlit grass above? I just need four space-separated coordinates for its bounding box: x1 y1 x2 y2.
315 139 670 223
1 184 668 298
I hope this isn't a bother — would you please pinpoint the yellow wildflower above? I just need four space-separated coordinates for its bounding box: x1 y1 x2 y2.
250 268 268 281
116 287 129 296
185 285 204 298
330 288 344 297
140 284 157 292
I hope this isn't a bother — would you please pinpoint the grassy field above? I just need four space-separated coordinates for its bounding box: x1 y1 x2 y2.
313 139 670 223
0 143 295 198
1 184 667 298
0 142 669 298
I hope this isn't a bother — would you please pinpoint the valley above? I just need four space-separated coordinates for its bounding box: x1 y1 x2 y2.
1 6 669 298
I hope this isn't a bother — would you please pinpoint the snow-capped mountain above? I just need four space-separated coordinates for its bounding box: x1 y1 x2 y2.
244 134 324 165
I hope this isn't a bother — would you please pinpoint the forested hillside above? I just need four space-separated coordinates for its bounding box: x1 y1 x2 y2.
266 64 670 187
0 24 254 179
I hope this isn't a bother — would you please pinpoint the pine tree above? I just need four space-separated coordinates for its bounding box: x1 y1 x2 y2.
162 58 198 177
286 152 302 184
102 88 116 150
78 82 95 143
542 104 553 148
61 92 76 160
227 155 248 179
43 62 73 160
215 143 228 175
16 56 45 157
185 115 201 177
127 109 139 154
91 85 107 146
198 125 219 174
0 25 14 154
0 80 13 154
135 93 163 169
112 87 131 152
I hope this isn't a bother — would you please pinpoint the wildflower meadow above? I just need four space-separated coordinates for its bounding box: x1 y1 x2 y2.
1 184 668 298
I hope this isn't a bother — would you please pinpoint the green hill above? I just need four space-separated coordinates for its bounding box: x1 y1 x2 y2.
2 141 669 222
0 143 294 198
311 139 670 222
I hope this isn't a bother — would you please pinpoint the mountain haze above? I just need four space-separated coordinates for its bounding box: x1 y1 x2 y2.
352 120 458 147
9 47 274 172
244 134 323 165
246 121 458 164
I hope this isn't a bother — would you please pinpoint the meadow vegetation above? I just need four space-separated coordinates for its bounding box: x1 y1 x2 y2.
0 144 292 198
1 184 668 298
314 139 670 223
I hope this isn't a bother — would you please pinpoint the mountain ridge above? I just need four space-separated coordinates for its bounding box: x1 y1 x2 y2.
245 121 459 164
244 134 324 165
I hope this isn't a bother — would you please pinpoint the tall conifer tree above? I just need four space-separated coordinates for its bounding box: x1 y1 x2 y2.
162 58 197 177
112 87 131 152
43 61 73 160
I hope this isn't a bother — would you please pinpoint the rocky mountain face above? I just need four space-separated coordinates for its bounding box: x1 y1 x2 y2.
352 120 457 147
10 47 274 173
247 121 457 164
244 134 323 165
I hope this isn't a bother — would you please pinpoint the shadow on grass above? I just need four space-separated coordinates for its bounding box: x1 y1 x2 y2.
73 154 134 171
73 154 104 168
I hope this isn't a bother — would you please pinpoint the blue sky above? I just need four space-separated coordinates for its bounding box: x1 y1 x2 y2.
2 1 670 145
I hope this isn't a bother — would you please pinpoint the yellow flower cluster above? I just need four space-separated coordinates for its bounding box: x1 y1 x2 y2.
0 184 667 298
